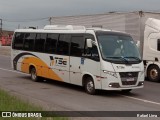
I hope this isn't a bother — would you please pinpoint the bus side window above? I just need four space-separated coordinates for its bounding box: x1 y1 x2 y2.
35 33 46 52
13 33 25 50
45 34 58 54
70 36 84 57
56 34 70 55
84 40 100 61
23 33 36 51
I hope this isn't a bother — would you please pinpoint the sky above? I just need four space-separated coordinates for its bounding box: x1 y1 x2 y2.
0 0 160 30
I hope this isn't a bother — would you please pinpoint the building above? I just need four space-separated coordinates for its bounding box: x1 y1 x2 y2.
50 11 160 54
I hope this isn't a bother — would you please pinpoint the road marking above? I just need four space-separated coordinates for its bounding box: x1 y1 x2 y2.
121 95 160 106
0 67 28 75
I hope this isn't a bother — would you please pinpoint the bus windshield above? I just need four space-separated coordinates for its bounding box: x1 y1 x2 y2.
96 33 141 64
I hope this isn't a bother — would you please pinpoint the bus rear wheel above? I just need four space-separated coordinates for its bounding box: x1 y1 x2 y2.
84 77 96 95
30 67 40 82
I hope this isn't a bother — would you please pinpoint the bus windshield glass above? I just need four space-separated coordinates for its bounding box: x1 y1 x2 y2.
96 32 141 64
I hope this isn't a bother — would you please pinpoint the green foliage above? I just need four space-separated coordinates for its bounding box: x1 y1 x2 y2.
0 89 68 120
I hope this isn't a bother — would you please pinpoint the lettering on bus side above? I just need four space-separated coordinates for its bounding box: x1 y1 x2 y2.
50 56 67 66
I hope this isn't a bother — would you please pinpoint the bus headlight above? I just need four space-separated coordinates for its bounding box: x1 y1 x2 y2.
103 70 118 78
109 83 120 88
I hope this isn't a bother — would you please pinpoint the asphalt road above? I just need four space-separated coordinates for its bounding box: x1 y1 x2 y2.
0 55 160 120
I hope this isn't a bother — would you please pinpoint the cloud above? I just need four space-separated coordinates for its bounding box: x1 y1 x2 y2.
0 0 160 30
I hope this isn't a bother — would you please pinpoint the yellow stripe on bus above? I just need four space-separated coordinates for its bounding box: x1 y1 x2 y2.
21 57 62 81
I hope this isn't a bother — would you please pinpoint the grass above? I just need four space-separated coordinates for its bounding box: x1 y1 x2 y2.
0 89 68 120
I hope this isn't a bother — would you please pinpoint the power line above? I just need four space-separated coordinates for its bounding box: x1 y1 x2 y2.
3 17 49 23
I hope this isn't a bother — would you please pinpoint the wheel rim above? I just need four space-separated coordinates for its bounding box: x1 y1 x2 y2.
31 69 37 80
150 69 158 79
87 81 94 93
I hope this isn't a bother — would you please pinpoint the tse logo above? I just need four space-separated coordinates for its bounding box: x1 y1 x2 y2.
55 57 67 65
50 56 67 66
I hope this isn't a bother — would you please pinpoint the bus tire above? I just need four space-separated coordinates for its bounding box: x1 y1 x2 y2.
30 67 40 82
147 65 160 82
84 77 96 95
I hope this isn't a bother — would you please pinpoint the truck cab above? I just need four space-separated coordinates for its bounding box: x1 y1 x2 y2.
143 18 160 82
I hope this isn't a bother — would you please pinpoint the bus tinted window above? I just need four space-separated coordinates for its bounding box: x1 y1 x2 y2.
24 33 36 51
57 34 70 55
13 33 25 50
45 34 58 54
70 36 84 57
35 33 46 52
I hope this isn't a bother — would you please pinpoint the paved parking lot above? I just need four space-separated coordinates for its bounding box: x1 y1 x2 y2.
0 47 159 120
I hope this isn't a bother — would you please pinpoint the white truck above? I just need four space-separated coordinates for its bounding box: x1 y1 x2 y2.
50 11 160 82
143 18 160 82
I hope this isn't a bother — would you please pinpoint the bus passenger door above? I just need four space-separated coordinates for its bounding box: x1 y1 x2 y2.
70 35 84 85
51 34 70 83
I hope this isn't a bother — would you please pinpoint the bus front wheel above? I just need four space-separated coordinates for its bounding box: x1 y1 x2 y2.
84 77 96 95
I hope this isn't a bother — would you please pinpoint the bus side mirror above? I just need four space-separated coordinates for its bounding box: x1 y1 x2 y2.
136 41 140 48
86 39 93 48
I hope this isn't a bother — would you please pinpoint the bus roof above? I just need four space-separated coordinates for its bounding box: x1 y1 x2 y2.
14 25 128 35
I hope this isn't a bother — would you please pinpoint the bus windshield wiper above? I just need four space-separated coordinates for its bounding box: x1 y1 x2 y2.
125 57 141 62
106 56 129 63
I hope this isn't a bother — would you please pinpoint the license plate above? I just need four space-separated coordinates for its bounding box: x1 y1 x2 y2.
126 78 134 81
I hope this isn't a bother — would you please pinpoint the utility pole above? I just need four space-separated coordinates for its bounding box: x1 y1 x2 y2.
49 17 52 25
0 19 2 38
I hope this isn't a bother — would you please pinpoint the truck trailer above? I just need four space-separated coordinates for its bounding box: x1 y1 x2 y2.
50 11 160 82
